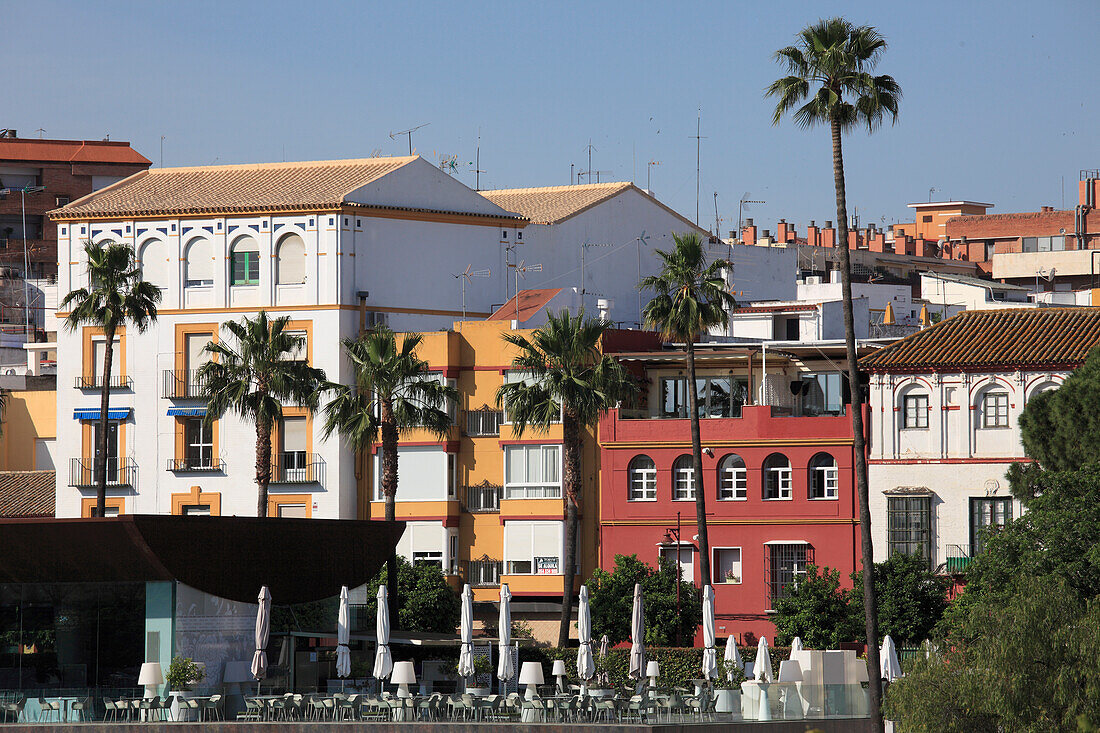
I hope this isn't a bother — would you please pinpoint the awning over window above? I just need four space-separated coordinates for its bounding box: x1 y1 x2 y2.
167 407 207 417
73 408 131 421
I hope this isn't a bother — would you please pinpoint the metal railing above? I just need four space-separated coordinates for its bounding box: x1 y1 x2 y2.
464 408 503 436
166 457 225 473
462 483 501 513
944 544 972 573
463 559 503 587
163 369 207 399
75 373 133 390
68 457 136 488
270 452 324 484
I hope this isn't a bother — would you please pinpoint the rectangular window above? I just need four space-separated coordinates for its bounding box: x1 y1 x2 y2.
276 502 308 518
982 392 1009 428
502 371 560 424
504 444 561 499
714 548 742 584
186 333 212 372
504 521 561 575
231 250 259 285
1050 235 1066 251
281 330 308 362
280 416 308 480
449 533 459 574
887 496 932 563
662 376 746 418
447 453 457 498
718 464 747 500
413 551 443 568
765 466 792 500
971 497 1012 556
184 418 213 468
658 546 693 583
903 394 929 428
628 463 657 500
673 464 696 500
182 504 212 516
811 465 839 499
802 372 846 416
766 543 811 609
1022 237 1038 253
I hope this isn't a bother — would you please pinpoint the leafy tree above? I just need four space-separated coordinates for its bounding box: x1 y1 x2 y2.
321 325 456 618
849 553 949 645
359 556 461 634
60 239 161 515
771 565 860 649
588 554 701 647
495 310 635 647
640 232 735 591
199 311 326 517
1019 348 1100 474
767 19 901 725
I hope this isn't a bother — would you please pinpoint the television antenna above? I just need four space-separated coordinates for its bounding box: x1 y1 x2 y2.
690 110 706 225
454 265 491 319
508 260 542 321
582 140 597 183
389 122 430 155
737 196 765 242
646 161 660 191
635 230 651 323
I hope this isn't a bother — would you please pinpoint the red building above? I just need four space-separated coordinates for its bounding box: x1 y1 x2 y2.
598 342 868 644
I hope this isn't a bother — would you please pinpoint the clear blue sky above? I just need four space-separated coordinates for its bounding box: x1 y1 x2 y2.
9 0 1098 232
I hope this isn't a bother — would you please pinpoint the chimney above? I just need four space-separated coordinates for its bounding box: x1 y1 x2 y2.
807 221 819 247
1041 205 1053 213
823 221 836 248
0 129 15 139
729 230 736 241
743 219 757 246
777 219 789 242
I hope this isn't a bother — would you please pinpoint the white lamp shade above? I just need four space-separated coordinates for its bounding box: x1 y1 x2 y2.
223 661 253 684
552 660 567 677
391 661 416 685
138 662 164 686
518 661 545 686
646 660 660 678
778 660 803 682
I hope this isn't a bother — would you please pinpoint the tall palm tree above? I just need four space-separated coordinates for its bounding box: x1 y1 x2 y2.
60 239 161 516
320 325 457 617
198 311 325 517
766 17 901 728
496 310 635 647
640 231 735 597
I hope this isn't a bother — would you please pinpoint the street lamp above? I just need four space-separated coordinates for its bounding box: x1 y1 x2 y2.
663 511 683 646
0 184 46 340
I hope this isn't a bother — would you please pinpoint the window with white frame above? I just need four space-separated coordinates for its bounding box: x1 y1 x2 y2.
717 454 747 500
763 453 792 500
281 330 308 362
672 455 695 500
504 444 561 498
658 545 693 583
448 532 459 574
447 453 457 498
903 393 929 429
982 391 1009 428
400 522 445 569
628 455 657 500
809 453 839 499
502 370 560 424
504 521 562 575
713 547 742 584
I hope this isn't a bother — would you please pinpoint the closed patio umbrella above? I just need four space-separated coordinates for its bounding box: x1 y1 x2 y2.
251 586 271 692
790 636 804 653
372 585 393 681
881 635 903 682
628 583 645 680
724 636 744 680
497 584 514 683
336 586 351 681
458 584 475 679
702 585 718 681
599 634 610 660
754 636 773 683
576 585 595 682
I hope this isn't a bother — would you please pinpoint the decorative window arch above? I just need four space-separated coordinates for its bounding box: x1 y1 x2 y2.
897 382 930 429
627 455 656 501
672 455 695 501
717 454 747 500
230 235 260 286
184 237 213 287
276 233 306 285
1026 379 1060 403
137 238 168 289
975 384 1010 429
763 453 792 500
809 452 839 499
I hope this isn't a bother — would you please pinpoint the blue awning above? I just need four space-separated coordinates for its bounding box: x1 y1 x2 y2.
73 408 131 421
167 407 207 417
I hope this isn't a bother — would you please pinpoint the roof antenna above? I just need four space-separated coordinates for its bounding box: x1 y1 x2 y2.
35 128 45 139
472 128 485 191
454 265 491 319
389 122 430 156
690 108 706 225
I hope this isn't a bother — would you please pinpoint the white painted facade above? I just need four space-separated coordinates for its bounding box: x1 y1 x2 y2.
918 272 1032 312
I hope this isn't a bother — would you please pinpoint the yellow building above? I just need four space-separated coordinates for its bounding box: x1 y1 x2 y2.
366 314 612 643
0 375 56 473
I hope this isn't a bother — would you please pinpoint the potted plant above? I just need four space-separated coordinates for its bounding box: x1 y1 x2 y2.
715 657 746 715
724 570 740 584
588 657 613 698
467 656 493 695
166 656 206 721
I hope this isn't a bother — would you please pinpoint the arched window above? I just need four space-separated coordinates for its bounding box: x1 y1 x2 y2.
901 389 929 429
763 453 792 500
276 233 306 285
230 236 260 286
1027 381 1059 404
138 238 168 289
672 455 695 501
184 237 213 287
627 455 656 501
809 453 838 499
717 454 747 500
978 387 1010 429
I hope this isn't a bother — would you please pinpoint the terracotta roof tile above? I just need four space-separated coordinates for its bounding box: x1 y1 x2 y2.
0 470 54 517
860 308 1100 371
488 288 563 322
0 138 150 165
51 156 421 219
481 183 634 224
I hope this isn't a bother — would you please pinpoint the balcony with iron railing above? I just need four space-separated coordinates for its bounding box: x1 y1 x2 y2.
603 404 854 444
69 457 136 488
464 408 503 437
163 369 208 399
945 544 973 573
462 482 501 513
463 558 503 588
270 452 325 484
75 373 133 390
167 457 226 473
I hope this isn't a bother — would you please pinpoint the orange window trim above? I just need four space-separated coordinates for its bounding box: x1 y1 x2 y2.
271 406 313 462
283 319 313 365
174 416 219 462
171 486 222 515
81 420 126 462
268 493 312 517
82 325 127 380
174 322 220 372
81 496 125 517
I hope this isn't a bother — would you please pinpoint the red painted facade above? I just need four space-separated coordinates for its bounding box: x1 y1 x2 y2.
597 404 860 645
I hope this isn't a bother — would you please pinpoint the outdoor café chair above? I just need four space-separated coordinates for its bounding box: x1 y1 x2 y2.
0 697 25 723
237 697 263 721
200 694 223 721
37 697 62 723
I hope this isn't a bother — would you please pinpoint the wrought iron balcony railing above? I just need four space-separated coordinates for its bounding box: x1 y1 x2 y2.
75 374 133 390
271 452 325 484
163 369 208 399
944 544 972 573
462 482 501 513
69 457 136 488
464 408 503 437
167 457 225 473
463 559 503 588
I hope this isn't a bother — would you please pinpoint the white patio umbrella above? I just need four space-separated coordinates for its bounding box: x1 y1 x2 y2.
724 636 744 680
336 586 351 682
576 585 595 684
628 583 645 680
458 584 475 679
497 584 514 682
372 585 393 681
701 584 718 681
251 586 271 692
790 636 804 653
598 635 610 660
754 636 773 683
880 634 903 682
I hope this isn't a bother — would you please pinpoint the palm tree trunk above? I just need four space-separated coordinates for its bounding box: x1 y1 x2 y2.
830 116 883 730
557 411 581 647
380 401 400 625
256 419 272 517
94 324 116 516
685 339 711 603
